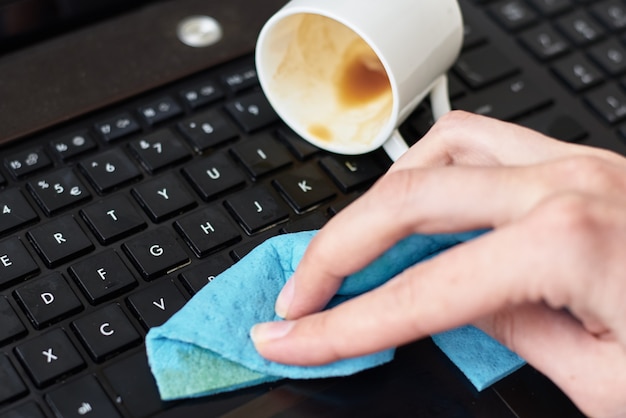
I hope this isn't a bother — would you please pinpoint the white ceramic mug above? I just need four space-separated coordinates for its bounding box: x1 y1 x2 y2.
255 0 464 161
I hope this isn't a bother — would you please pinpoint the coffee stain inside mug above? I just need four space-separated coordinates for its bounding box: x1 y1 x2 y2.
273 14 393 146
307 124 332 141
335 41 391 108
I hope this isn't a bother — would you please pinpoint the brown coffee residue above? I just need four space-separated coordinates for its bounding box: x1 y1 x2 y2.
273 14 393 147
308 124 332 142
335 41 391 108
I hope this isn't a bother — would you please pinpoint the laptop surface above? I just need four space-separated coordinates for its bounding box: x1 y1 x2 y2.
0 0 608 416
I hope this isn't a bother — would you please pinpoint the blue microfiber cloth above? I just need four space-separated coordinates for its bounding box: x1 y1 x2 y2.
145 230 525 400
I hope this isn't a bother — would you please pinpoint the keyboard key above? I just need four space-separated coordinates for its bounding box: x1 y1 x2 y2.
0 401 46 418
0 237 39 288
617 123 626 142
552 52 604 91
179 255 233 294
122 228 190 280
229 231 278 261
0 354 27 404
68 250 137 304
230 132 293 178
0 296 26 344
126 280 187 328
14 328 85 388
129 129 192 173
273 164 337 213
460 14 487 50
527 0 573 16
27 215 94 267
519 112 588 142
585 83 626 124
488 0 539 31
454 77 552 121
0 188 38 234
320 154 386 192
556 10 605 46
5 148 52 179
181 152 246 201
399 104 435 144
137 96 183 126
177 109 239 151
224 90 279 132
131 172 197 222
221 65 258 92
588 39 626 76
14 272 83 329
79 148 142 193
46 374 121 418
72 304 141 362
95 113 141 142
280 211 328 234
179 80 224 109
453 44 519 88
50 131 97 161
590 0 626 32
519 23 570 60
28 168 91 216
276 128 321 160
174 206 241 257
103 351 165 418
80 194 147 244
224 186 290 234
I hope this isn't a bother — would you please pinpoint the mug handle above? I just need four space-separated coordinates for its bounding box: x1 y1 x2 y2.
382 74 451 162
382 129 410 162
429 73 451 120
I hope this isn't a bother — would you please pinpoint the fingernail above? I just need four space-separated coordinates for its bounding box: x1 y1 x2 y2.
275 277 295 318
250 321 295 344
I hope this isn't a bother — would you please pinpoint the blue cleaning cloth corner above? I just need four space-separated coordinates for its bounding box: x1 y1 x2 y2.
145 230 525 400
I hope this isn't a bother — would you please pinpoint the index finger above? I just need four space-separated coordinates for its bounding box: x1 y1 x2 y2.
278 163 547 320
390 111 618 172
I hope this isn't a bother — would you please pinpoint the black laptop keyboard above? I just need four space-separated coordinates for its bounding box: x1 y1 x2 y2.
1 0 624 417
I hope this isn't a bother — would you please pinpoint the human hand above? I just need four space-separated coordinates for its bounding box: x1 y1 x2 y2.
251 111 626 417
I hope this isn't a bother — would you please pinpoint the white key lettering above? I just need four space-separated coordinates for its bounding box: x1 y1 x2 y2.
157 188 169 200
200 222 215 235
298 180 312 193
206 168 220 180
153 298 166 311
100 323 115 336
107 210 118 221
42 348 58 363
150 245 164 257
41 292 54 305
0 254 12 267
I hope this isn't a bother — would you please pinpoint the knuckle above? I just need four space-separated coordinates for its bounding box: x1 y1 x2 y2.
529 193 603 304
483 309 520 354
392 270 440 339
536 193 598 241
550 155 622 193
312 313 345 363
431 109 476 133
292 312 345 365
370 169 422 212
423 110 502 165
426 110 476 144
